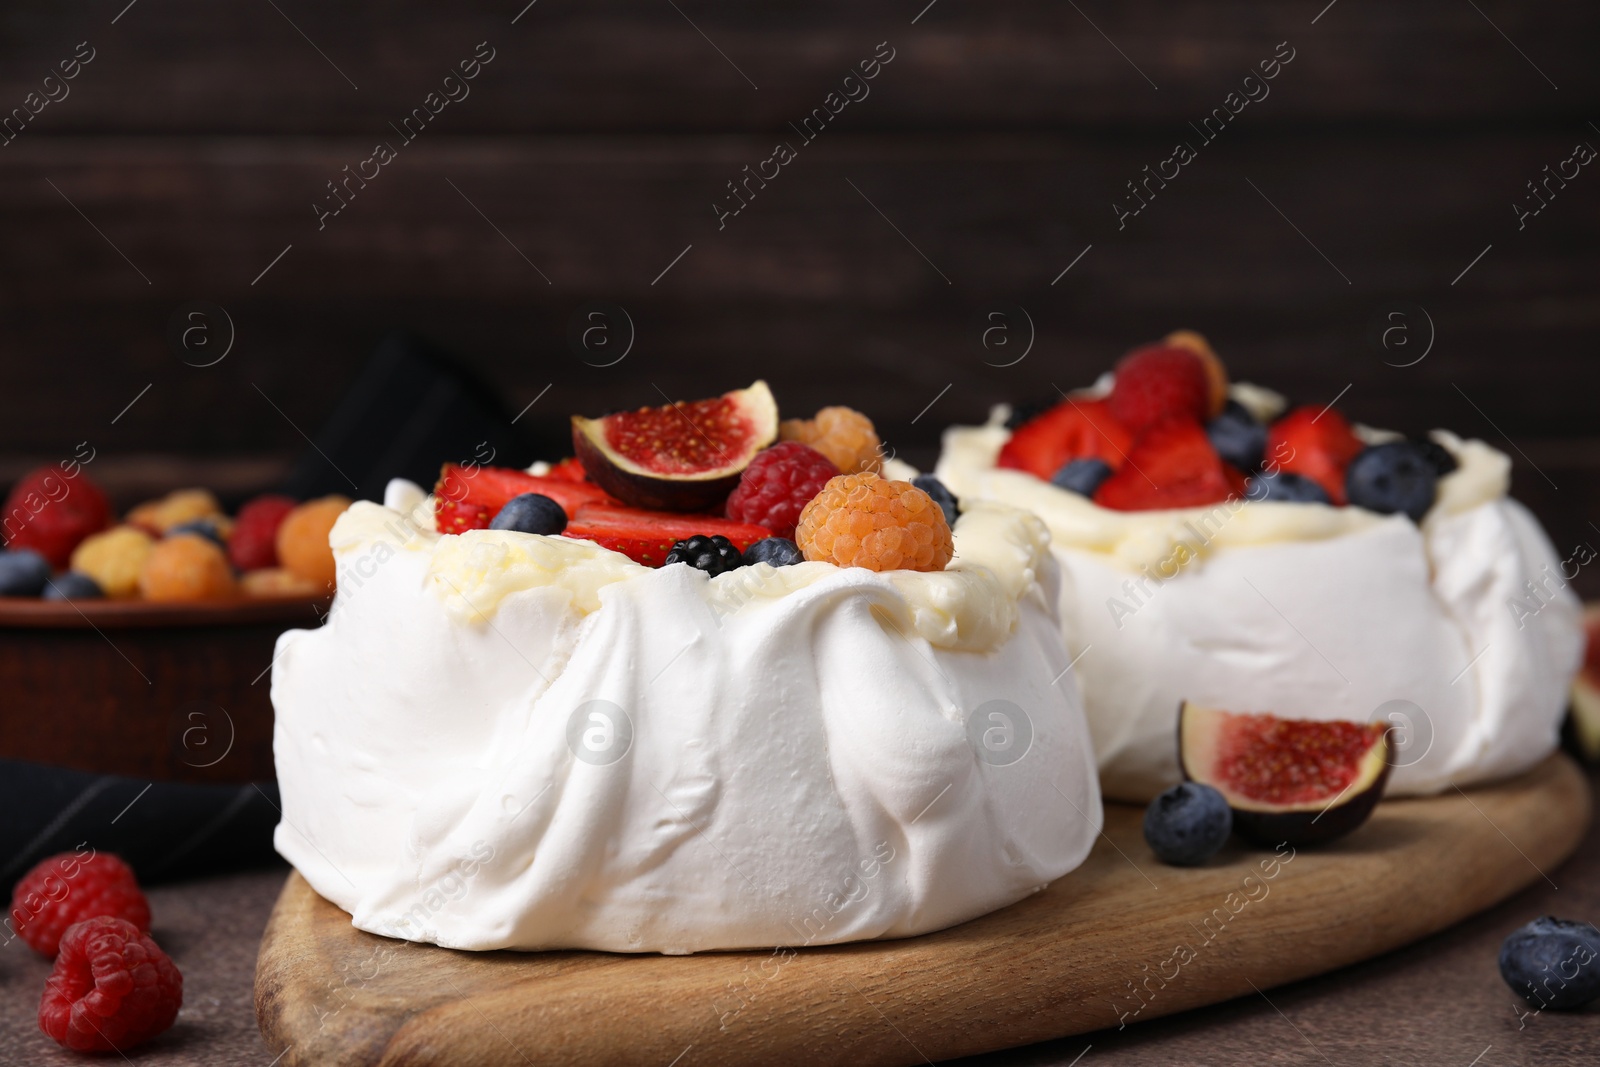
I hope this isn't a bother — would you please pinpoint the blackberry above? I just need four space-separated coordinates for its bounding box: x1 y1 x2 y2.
665 534 744 576
1410 437 1458 477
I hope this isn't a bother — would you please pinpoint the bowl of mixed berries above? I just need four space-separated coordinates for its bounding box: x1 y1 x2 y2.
0 465 347 784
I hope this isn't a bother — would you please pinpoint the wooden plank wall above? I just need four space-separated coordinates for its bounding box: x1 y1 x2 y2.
1 0 1597 580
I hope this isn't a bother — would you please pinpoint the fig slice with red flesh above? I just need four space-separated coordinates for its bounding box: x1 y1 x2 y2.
1179 702 1391 846
572 381 779 512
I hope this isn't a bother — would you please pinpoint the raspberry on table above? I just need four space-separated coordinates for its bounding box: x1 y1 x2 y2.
70 526 156 599
10 852 151 958
1 466 113 569
724 442 839 540
275 496 351 590
780 406 882 475
228 494 297 571
39 916 182 1053
795 472 954 572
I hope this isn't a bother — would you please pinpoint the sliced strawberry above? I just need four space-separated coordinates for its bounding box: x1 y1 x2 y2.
1094 419 1246 512
546 457 588 482
564 504 771 567
1265 406 1364 505
433 464 616 534
998 396 1133 480
1107 343 1211 434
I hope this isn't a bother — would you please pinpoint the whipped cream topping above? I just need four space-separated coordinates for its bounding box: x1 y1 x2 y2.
936 396 1582 801
271 498 1101 953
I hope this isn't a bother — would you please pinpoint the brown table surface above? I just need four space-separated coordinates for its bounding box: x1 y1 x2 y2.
3 767 1596 1066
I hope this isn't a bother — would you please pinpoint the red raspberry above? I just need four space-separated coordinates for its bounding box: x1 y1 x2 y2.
1107 344 1211 434
11 851 151 958
724 443 839 540
2 466 113 569
39 916 182 1053
227 494 297 571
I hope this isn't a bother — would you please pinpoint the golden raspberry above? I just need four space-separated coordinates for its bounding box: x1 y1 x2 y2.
276 496 351 590
780 406 882 474
139 534 237 602
70 526 156 599
795 473 953 572
127 489 224 534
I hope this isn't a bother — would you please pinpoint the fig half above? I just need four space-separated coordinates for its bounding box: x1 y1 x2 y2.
572 381 779 512
1179 702 1391 846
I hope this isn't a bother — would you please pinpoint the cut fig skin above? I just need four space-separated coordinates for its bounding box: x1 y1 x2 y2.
571 381 779 513
1177 702 1393 847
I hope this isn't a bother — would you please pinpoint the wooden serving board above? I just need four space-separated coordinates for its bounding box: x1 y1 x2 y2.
255 754 1590 1067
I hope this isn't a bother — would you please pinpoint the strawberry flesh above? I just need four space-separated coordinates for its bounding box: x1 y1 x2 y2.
565 504 771 567
433 465 616 534
998 397 1133 480
1094 419 1246 511
1265 406 1364 505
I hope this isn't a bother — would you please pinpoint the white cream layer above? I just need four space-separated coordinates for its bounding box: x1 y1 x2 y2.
271 499 1102 953
937 410 1583 801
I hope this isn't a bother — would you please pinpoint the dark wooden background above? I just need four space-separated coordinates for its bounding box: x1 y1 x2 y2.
2 0 1597 583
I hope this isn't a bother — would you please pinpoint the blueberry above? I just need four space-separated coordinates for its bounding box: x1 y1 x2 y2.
912 475 960 526
744 537 803 567
1345 442 1439 522
488 493 568 536
665 534 744 576
1051 458 1113 497
1207 399 1267 472
0 549 51 597
43 572 104 601
169 518 227 547
1410 437 1458 477
1246 470 1331 505
1142 782 1232 866
1499 917 1600 1010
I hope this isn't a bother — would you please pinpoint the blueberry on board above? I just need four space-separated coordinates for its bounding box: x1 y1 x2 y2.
1143 782 1233 866
1207 399 1267 472
1246 470 1331 505
1410 437 1458 477
0 549 51 597
665 534 744 576
1051 458 1113 497
911 475 960 527
744 537 803 568
43 572 105 601
488 493 568 536
1345 442 1439 522
1499 917 1600 1010
168 518 228 547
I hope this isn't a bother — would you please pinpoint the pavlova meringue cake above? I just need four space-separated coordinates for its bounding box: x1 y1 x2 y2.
937 334 1582 802
271 384 1101 953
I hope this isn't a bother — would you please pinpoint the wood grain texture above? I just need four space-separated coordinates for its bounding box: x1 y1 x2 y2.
254 754 1591 1067
0 596 327 782
2 0 1594 134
